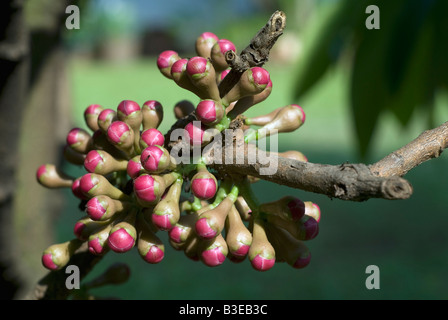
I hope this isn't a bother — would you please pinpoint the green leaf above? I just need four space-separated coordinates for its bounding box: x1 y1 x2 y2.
292 0 365 99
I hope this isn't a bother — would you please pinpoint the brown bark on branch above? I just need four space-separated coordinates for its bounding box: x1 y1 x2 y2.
218 10 286 98
207 143 413 202
369 121 448 177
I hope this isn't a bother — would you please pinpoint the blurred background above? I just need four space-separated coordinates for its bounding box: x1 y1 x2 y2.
1 0 448 300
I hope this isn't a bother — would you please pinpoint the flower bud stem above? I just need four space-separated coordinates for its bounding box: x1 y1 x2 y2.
236 177 260 216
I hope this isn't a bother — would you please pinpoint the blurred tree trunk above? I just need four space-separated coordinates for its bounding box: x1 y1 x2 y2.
0 0 73 299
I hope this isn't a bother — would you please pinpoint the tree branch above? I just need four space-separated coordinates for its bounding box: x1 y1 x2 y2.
369 121 448 177
206 121 448 201
206 142 413 202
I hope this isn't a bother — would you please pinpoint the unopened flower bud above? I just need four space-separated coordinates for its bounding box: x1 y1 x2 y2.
140 145 175 173
79 173 130 200
85 195 131 221
98 109 117 133
186 56 220 101
71 177 88 200
196 99 225 126
266 212 319 241
36 164 74 188
171 59 208 99
139 128 165 150
117 100 142 150
195 32 219 58
248 218 275 271
221 67 270 107
142 100 164 131
66 128 93 154
184 121 209 146
225 205 252 260
107 121 135 157
198 234 228 267
84 104 104 132
259 104 305 137
133 172 179 207
190 164 218 200
195 186 238 239
107 211 137 253
152 178 182 230
88 222 114 255
137 215 165 264
127 155 145 179
157 50 180 79
84 150 128 175
42 239 82 271
210 39 236 72
234 196 252 221
168 213 197 247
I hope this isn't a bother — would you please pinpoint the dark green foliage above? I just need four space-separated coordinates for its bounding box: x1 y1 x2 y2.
293 0 448 158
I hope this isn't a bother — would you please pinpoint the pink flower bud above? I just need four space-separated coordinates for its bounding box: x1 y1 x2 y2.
142 245 165 264
107 121 131 145
250 254 275 272
195 32 219 58
151 213 174 231
140 128 165 149
211 39 236 71
200 235 228 267
127 156 144 179
79 173 98 195
133 174 164 205
191 170 218 200
71 177 88 200
88 237 106 256
196 100 224 126
195 217 217 239
168 225 184 243
184 121 207 146
98 109 117 131
142 100 164 130
73 220 87 240
141 146 164 172
249 67 270 89
84 104 103 132
42 253 59 271
186 56 209 79
83 150 103 173
117 100 141 119
292 104 306 124
201 246 227 267
85 196 107 221
157 50 180 78
140 145 171 173
66 128 92 153
108 228 136 253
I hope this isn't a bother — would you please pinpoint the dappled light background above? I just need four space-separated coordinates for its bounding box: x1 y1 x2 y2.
23 0 448 299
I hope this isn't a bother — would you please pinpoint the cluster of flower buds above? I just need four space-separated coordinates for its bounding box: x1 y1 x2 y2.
37 30 320 274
